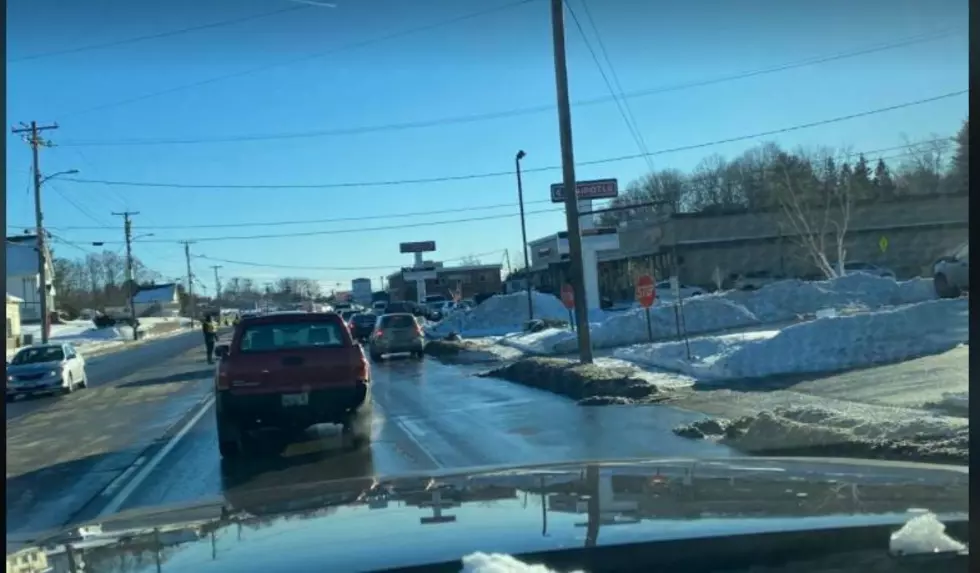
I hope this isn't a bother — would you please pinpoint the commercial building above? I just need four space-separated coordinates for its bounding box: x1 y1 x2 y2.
387 263 503 302
526 192 967 303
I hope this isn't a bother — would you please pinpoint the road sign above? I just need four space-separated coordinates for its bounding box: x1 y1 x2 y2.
878 236 888 253
560 284 575 309
400 241 436 253
550 178 619 203
635 275 656 308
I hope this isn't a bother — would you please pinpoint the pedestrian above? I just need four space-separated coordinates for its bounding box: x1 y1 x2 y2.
202 314 218 364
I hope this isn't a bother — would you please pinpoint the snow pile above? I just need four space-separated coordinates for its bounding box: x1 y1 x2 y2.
426 292 577 338
501 297 760 355
461 553 578 573
678 404 969 463
9 317 192 358
889 512 968 556
719 273 937 323
615 298 968 381
927 391 969 417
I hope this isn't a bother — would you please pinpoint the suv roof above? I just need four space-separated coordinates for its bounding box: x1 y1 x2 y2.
239 311 342 325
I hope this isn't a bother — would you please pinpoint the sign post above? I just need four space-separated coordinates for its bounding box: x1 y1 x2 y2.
561 284 575 331
635 274 656 342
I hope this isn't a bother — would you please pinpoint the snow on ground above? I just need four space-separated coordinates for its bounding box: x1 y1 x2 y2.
8 317 192 359
425 291 606 338
614 298 968 382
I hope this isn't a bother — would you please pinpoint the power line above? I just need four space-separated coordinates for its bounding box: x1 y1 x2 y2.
564 0 654 173
192 249 507 272
59 90 968 191
58 0 540 119
55 28 961 147
8 5 312 63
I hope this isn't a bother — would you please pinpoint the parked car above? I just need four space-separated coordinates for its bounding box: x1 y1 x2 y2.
933 242 969 298
212 312 372 459
6 343 88 401
732 271 782 291
348 312 377 341
368 313 425 361
654 280 704 299
840 261 896 279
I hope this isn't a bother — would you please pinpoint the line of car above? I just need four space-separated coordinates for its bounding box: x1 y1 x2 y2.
210 309 430 460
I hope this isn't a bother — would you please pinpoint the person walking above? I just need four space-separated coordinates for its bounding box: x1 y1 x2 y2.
202 314 218 364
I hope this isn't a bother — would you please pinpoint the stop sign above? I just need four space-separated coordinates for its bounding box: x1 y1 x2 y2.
560 284 575 309
635 274 656 308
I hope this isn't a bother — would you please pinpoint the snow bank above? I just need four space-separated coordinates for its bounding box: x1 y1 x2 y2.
677 404 968 464
615 298 968 381
9 317 192 358
462 552 577 573
426 292 587 338
719 273 937 323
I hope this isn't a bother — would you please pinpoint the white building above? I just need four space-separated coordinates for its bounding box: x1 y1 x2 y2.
5 235 55 323
132 283 181 317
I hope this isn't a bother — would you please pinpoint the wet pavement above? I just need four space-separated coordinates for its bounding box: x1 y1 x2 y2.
6 343 734 538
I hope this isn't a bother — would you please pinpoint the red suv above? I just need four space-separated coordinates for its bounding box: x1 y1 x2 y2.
213 312 372 459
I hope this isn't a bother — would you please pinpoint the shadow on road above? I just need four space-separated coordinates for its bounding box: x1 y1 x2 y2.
116 368 214 389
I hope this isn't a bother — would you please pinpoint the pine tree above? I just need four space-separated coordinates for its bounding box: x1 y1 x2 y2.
873 158 896 199
947 117 968 194
850 154 873 200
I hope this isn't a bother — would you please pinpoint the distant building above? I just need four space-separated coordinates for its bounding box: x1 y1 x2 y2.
5 235 55 323
386 263 503 302
133 283 181 317
6 294 24 351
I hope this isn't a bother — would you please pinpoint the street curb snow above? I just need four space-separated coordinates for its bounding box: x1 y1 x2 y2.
481 357 670 406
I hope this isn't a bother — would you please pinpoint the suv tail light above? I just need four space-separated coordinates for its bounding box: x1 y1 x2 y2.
374 329 383 338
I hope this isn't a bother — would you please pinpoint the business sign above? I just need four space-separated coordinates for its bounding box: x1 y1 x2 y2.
400 241 436 253
550 178 619 203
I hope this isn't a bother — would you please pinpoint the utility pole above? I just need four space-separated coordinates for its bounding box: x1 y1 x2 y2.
180 241 197 327
112 211 141 340
549 0 593 363
210 265 223 303
12 121 58 343
515 150 533 320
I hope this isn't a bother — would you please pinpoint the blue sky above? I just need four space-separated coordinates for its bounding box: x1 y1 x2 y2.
6 0 968 294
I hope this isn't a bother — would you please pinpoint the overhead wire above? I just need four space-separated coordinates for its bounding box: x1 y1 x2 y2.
8 4 313 63
57 0 540 119
191 249 507 272
55 28 962 147
57 90 968 191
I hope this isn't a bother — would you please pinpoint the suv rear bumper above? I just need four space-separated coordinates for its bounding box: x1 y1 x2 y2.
217 380 370 430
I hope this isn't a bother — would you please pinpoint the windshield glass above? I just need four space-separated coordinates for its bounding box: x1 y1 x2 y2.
11 346 64 364
239 321 347 352
4 0 968 565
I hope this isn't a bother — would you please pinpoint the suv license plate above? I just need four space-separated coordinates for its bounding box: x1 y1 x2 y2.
281 393 309 407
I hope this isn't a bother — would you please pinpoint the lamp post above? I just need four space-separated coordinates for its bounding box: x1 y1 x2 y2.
515 150 533 321
35 168 79 343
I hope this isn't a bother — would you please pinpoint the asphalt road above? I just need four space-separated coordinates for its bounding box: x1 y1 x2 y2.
6 344 734 539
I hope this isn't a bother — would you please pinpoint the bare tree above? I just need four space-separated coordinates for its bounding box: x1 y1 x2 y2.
773 150 852 279
459 255 482 265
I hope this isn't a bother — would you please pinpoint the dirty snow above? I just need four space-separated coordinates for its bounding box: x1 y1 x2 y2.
889 511 968 556
8 317 192 358
426 291 598 338
461 552 577 573
614 298 967 382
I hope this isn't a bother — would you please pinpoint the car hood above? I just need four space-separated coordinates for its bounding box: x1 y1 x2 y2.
6 361 63 375
7 457 968 572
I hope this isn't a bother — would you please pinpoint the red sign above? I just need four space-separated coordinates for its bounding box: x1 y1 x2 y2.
560 284 575 309
635 275 656 308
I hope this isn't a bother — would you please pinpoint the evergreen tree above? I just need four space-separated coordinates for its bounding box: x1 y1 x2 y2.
873 158 896 198
850 154 874 200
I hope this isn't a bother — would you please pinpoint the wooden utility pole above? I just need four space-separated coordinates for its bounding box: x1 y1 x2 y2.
112 211 140 340
550 0 593 362
180 241 197 327
210 265 223 303
11 121 58 343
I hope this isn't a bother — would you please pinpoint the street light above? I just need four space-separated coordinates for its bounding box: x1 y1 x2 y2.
40 169 79 185
34 169 78 342
515 150 533 321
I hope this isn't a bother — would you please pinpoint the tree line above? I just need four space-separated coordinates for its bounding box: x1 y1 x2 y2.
51 250 169 316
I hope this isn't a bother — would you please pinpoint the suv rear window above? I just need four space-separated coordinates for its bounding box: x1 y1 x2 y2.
238 320 348 352
381 315 416 329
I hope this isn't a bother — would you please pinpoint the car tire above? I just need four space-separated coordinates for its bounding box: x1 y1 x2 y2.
370 351 384 362
414 351 425 360
79 376 88 389
62 374 74 395
934 273 959 299
342 407 372 451
5 395 14 403
216 412 244 459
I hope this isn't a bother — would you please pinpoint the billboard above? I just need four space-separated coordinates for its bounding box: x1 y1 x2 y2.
550 178 619 203
399 241 437 253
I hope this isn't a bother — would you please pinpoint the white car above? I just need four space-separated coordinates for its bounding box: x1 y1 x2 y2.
933 242 969 298
6 342 88 401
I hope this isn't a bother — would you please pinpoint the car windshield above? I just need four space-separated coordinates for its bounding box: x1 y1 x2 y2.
238 320 347 352
12 346 65 364
381 315 416 329
5 2 969 566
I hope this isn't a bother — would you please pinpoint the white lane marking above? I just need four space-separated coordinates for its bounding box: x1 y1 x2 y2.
97 395 215 517
392 416 444 468
100 456 146 497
